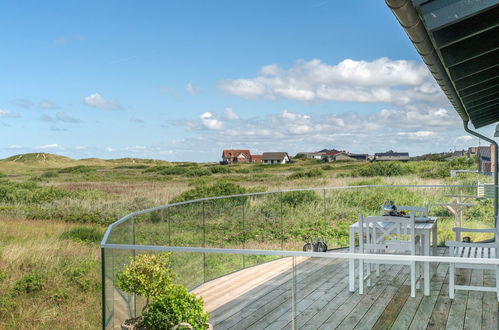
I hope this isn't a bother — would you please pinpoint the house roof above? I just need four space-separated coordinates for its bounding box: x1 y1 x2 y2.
222 149 251 158
252 155 262 161
386 0 499 129
375 152 409 157
262 152 289 160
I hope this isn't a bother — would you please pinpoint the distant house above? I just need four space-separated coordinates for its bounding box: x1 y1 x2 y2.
476 145 496 174
348 153 368 161
261 152 290 164
252 155 262 163
222 149 252 164
303 152 324 160
374 152 410 162
445 150 467 161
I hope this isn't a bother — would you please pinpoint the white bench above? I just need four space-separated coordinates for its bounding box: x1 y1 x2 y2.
446 226 499 301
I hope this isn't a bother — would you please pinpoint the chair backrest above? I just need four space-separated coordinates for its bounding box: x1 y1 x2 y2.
358 214 416 254
380 204 428 217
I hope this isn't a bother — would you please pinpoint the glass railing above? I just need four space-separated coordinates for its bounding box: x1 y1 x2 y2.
101 184 498 329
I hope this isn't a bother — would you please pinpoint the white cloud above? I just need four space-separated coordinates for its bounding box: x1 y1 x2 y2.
39 143 61 149
186 83 201 95
218 57 446 105
223 107 239 120
455 135 474 143
0 109 21 118
40 112 82 123
38 100 57 109
200 112 223 130
84 93 122 110
397 131 436 138
105 147 116 152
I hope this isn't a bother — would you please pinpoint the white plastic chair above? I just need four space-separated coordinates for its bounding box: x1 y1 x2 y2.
358 214 421 297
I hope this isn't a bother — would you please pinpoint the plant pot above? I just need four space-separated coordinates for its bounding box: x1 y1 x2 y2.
121 317 144 330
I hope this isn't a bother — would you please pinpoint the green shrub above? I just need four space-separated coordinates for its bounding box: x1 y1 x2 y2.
183 168 212 177
0 271 6 282
116 253 175 310
234 168 250 174
348 177 385 186
114 165 149 169
50 288 69 304
208 166 231 174
58 165 96 174
0 172 5 178
351 162 412 177
60 227 103 243
67 259 99 292
13 272 44 294
41 171 59 178
322 164 333 170
281 190 320 207
0 180 74 204
288 168 325 179
0 296 15 314
171 182 247 203
142 285 209 330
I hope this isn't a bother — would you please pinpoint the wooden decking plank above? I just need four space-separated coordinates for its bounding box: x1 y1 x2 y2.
481 269 499 329
249 259 346 330
445 268 471 329
408 261 449 330
225 258 345 330
426 282 452 330
319 264 404 330
463 268 483 330
340 265 409 330
371 285 411 330
210 256 334 325
277 265 352 329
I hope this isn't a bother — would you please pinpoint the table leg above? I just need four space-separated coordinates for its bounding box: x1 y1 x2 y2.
432 221 438 256
424 233 430 296
349 229 355 292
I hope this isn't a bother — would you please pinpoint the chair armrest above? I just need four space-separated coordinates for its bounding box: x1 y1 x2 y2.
452 227 497 234
445 241 497 249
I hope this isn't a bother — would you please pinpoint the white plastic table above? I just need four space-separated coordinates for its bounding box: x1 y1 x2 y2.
349 217 438 296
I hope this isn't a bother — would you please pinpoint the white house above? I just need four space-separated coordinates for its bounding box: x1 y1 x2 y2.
261 152 290 164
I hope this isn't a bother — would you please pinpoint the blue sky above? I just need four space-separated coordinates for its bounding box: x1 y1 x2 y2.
0 1 492 161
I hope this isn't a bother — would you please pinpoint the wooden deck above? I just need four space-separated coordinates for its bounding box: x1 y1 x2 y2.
193 248 498 329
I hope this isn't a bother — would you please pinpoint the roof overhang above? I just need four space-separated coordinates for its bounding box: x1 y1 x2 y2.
386 0 499 129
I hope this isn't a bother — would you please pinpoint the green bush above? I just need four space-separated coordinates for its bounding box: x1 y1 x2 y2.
67 259 99 292
41 171 59 178
142 285 209 330
0 271 6 282
116 253 175 310
183 168 212 177
0 172 6 178
0 296 15 314
351 162 412 177
171 182 247 203
60 227 103 243
13 272 45 294
58 165 96 174
234 168 250 174
208 166 231 174
288 168 325 179
0 180 74 204
114 165 149 169
50 288 69 304
281 190 320 207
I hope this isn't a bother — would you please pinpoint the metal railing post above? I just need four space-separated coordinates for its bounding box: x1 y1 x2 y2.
292 256 296 330
280 191 284 250
202 201 206 283
167 208 171 245
101 247 106 330
242 197 246 268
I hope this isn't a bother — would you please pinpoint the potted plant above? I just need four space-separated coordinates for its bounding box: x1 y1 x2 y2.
115 253 210 330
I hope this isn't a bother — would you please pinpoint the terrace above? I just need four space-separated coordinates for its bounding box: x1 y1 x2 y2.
102 185 499 329
102 0 499 328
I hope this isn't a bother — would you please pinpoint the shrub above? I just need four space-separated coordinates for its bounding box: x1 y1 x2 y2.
171 182 247 203
67 259 99 291
208 166 231 174
351 162 412 177
13 272 44 294
142 285 209 330
234 168 250 174
114 165 149 169
0 296 15 314
60 227 103 243
0 172 6 178
281 190 320 207
58 165 96 174
41 171 59 178
0 271 6 282
116 253 175 310
183 168 212 177
0 180 74 204
288 168 325 180
51 288 69 304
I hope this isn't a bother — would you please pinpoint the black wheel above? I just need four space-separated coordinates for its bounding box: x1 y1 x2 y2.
316 241 328 252
303 242 314 252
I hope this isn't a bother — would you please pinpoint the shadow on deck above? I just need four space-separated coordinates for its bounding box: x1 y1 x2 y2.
193 247 498 329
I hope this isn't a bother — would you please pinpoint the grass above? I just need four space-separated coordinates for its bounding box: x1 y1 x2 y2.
0 153 494 329
0 218 101 329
